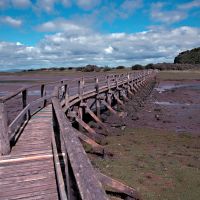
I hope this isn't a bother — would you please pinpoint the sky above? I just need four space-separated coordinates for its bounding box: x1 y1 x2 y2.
0 0 200 71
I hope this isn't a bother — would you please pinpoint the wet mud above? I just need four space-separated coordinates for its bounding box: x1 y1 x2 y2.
105 80 200 135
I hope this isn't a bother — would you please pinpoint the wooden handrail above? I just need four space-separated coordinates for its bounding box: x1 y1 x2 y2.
50 70 156 199
0 70 156 156
52 93 108 200
0 69 157 200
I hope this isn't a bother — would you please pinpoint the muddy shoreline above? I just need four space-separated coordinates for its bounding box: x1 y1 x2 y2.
1 72 199 135
105 79 200 135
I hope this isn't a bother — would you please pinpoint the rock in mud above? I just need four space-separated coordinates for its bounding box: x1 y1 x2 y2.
155 114 160 120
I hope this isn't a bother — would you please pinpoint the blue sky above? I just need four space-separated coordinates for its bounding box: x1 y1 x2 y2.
0 0 200 70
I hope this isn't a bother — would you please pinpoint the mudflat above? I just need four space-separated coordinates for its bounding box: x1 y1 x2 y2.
91 70 200 200
1 70 200 200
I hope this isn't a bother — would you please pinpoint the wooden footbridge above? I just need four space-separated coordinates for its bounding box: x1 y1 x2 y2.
0 70 157 200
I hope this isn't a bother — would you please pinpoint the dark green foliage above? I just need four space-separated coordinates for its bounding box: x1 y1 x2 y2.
131 64 143 70
174 47 200 64
144 63 200 70
145 63 154 69
76 67 83 71
116 65 125 69
59 67 66 71
103 66 111 71
81 65 98 72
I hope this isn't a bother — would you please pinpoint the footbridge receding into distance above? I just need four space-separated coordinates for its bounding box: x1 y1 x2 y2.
0 70 157 200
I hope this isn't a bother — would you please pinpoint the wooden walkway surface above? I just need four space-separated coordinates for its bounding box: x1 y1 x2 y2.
0 105 59 200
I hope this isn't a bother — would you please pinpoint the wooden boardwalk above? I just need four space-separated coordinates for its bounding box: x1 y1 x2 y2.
0 71 157 200
0 105 59 200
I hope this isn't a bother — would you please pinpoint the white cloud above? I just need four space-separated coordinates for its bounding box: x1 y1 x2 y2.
0 16 22 27
0 0 32 9
0 0 71 11
151 1 200 25
104 46 113 54
178 0 200 10
76 0 101 10
36 19 90 35
0 0 10 9
11 0 31 8
60 0 71 7
95 0 143 23
119 0 143 18
0 26 200 70
34 0 101 13
151 3 187 24
35 0 56 13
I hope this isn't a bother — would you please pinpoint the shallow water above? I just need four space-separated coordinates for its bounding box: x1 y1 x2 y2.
154 101 200 108
0 91 11 97
0 90 52 97
155 83 200 93
154 101 191 106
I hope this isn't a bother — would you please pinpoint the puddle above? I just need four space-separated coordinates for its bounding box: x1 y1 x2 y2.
0 91 11 97
28 90 52 96
154 101 200 108
154 101 191 106
155 83 200 93
0 90 52 97
176 127 187 133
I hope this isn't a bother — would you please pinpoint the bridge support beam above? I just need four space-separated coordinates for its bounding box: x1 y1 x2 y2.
97 173 141 200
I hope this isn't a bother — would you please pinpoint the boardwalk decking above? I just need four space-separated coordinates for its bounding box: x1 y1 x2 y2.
0 105 59 200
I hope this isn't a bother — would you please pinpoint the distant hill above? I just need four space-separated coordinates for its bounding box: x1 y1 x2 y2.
174 47 200 64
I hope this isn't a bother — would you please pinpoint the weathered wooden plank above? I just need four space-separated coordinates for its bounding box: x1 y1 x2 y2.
0 172 55 185
0 154 53 165
86 106 108 135
16 192 58 200
0 168 54 182
0 164 54 178
0 160 53 172
52 97 108 200
101 100 118 116
17 193 58 200
97 173 141 200
74 129 104 154
75 115 103 142
113 93 124 106
0 178 56 192
51 125 68 200
0 186 58 200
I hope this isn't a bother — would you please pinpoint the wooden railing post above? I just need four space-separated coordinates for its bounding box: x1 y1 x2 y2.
95 77 101 118
41 84 45 97
0 101 10 155
64 84 69 107
78 77 84 98
22 89 27 120
107 75 110 90
41 84 47 107
106 76 112 105
22 89 27 109
78 78 85 131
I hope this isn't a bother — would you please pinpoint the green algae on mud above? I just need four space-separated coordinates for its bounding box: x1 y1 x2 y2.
90 128 200 200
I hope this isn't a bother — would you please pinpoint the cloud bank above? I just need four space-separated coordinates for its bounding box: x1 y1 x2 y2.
0 26 200 71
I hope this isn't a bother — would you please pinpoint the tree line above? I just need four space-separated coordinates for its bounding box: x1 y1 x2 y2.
23 62 199 73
